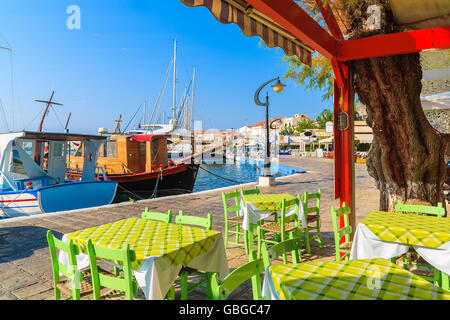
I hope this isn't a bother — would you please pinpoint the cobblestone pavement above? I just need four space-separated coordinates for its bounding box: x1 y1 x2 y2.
0 157 381 300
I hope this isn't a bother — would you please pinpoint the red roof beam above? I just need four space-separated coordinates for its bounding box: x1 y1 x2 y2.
337 26 450 61
314 0 344 41
246 0 338 60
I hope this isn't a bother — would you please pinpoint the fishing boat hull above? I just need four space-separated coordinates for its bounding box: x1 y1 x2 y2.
0 181 118 218
106 163 199 201
0 190 40 217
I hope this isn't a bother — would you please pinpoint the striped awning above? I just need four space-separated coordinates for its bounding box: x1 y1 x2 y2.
180 0 313 66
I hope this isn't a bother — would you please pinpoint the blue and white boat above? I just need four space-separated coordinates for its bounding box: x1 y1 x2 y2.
0 131 117 218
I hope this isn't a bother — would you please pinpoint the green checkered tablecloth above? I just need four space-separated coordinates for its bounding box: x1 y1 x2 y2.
243 193 295 212
361 211 450 248
268 258 450 300
66 217 220 269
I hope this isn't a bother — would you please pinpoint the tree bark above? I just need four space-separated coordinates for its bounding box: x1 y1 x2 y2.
338 0 449 212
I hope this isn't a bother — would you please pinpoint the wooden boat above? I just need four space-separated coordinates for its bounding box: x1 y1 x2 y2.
68 133 199 201
0 131 117 218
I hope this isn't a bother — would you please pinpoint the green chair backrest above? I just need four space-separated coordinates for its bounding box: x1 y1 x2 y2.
141 208 173 223
302 189 321 215
221 190 241 217
86 239 138 300
175 210 213 230
211 251 264 300
239 186 260 197
278 196 301 232
330 202 352 261
395 200 445 217
46 230 83 299
261 238 302 269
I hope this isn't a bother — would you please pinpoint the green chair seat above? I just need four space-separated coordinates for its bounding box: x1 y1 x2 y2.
176 211 215 300
261 238 302 269
47 230 96 300
86 239 140 300
331 202 352 262
257 195 304 260
210 251 265 300
302 189 322 252
222 190 249 252
395 200 445 287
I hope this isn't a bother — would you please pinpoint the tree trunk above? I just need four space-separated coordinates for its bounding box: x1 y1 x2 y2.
339 0 449 212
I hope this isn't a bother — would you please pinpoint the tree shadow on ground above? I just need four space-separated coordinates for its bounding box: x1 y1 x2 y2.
0 226 63 263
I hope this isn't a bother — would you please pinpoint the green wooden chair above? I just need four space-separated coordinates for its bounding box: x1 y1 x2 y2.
395 200 444 286
395 200 445 217
302 189 322 253
175 210 214 300
239 186 260 197
256 196 303 258
210 251 265 300
222 190 249 252
239 186 269 253
330 202 353 261
261 238 302 269
47 230 97 300
141 208 173 223
86 239 147 300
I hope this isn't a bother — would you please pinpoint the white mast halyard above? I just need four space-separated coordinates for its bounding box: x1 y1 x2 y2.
172 39 177 132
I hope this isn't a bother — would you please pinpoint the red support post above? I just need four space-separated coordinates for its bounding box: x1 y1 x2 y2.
333 62 355 248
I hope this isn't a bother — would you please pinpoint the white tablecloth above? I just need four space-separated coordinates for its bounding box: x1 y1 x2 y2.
239 199 306 230
350 223 450 275
262 266 280 300
58 233 229 300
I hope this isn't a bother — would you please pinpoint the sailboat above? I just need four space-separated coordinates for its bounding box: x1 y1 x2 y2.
69 41 199 201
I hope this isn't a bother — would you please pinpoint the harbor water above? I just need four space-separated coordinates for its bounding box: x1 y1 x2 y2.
193 163 266 192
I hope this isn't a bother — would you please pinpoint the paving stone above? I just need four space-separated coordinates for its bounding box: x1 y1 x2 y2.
12 281 53 299
1 270 39 291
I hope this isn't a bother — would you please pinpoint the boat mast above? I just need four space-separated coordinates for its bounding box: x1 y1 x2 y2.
64 112 71 132
114 114 122 134
143 100 146 128
35 91 63 132
172 39 177 132
190 67 195 132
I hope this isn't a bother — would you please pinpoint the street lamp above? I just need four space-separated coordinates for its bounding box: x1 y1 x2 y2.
254 77 286 185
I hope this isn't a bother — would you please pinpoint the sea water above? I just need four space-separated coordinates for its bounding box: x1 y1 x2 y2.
193 163 269 193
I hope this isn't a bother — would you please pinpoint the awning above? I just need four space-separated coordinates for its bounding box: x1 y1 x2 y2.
355 134 373 144
390 0 450 29
180 0 313 66
319 136 334 144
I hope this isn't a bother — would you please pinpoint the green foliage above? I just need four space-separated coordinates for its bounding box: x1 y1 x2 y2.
295 118 316 134
283 53 334 101
279 126 295 136
316 108 333 129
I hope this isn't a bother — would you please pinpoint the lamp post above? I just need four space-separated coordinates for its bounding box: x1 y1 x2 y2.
254 77 286 185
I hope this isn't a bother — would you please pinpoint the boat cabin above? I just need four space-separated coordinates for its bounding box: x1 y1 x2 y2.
0 131 108 191
69 134 170 175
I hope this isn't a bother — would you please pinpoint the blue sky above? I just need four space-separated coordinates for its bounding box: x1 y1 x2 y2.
0 0 329 134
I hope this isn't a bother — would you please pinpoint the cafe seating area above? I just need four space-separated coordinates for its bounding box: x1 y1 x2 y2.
43 186 450 300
